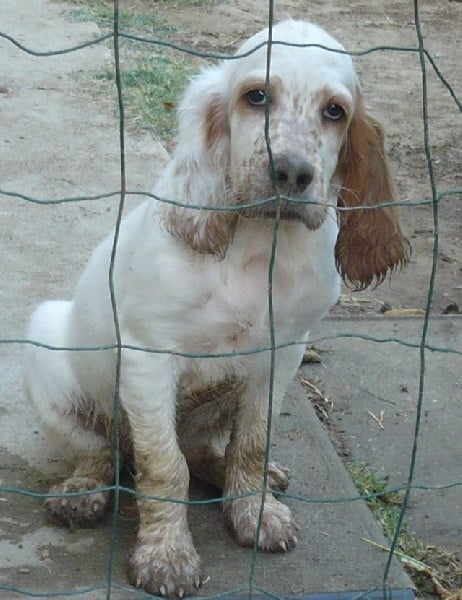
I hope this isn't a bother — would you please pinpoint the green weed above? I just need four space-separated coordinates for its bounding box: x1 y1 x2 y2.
72 4 174 36
99 53 193 137
69 1 196 139
346 461 419 554
346 461 461 595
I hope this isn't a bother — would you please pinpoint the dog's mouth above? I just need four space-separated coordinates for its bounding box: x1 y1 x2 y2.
240 199 327 231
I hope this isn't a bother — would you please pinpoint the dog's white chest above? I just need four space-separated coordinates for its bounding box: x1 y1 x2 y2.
184 240 337 356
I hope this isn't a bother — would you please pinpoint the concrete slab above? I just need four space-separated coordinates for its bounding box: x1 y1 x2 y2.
0 344 413 599
302 316 462 560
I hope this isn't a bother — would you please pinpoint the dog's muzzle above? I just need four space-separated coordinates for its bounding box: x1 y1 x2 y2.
241 153 327 230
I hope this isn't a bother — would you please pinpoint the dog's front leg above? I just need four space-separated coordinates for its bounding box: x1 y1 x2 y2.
122 351 201 598
223 368 299 552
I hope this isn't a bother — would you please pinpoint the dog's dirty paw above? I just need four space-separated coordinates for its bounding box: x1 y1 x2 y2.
128 536 203 598
268 462 291 492
226 495 299 552
45 477 110 527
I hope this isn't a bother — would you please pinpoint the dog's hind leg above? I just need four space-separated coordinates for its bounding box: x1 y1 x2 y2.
24 300 115 526
178 398 231 490
177 378 290 493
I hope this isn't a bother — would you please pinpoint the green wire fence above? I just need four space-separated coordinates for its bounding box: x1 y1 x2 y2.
0 0 461 598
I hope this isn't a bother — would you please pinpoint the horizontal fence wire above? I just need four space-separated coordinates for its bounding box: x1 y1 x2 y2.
1 332 462 359
0 0 461 598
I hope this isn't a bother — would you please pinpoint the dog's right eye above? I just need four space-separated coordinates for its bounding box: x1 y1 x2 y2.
245 89 268 107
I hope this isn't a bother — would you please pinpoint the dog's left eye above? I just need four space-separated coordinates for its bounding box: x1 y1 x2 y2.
323 102 345 121
245 89 268 107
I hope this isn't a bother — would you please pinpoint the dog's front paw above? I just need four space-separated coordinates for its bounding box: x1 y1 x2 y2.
226 495 299 552
128 535 202 598
45 477 109 527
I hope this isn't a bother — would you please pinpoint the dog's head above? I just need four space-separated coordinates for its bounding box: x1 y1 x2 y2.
165 19 409 286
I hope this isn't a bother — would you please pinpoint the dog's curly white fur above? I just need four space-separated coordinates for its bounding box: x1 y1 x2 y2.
24 20 409 598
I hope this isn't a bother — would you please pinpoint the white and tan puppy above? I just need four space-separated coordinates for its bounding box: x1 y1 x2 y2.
25 19 408 598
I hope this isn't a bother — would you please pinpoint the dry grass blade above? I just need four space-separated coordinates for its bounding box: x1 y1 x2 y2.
299 374 333 422
361 537 462 599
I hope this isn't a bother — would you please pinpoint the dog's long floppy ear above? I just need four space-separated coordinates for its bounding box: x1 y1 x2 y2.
162 65 237 259
335 92 410 290
177 65 231 167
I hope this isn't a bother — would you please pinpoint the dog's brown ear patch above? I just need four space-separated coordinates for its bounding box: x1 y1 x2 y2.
204 93 230 155
165 207 237 260
335 95 410 290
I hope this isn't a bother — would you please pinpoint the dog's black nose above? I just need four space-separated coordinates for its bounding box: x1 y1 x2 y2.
271 154 315 194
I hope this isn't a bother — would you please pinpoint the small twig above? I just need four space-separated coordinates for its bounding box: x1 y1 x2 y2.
367 409 385 429
300 376 324 397
223 35 245 48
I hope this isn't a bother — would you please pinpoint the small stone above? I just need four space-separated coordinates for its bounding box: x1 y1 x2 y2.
302 348 321 363
19 567 31 574
442 301 460 314
380 301 392 313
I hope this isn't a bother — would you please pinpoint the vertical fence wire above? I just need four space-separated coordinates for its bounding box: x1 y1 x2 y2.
105 1 125 597
382 0 440 585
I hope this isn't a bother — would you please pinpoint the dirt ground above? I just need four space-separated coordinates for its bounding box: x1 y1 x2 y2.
131 0 462 316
